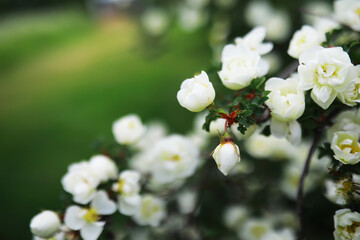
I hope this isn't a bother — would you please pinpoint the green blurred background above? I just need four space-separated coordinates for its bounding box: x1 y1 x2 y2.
0 4 210 239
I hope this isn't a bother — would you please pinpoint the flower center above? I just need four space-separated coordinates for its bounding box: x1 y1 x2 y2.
340 143 360 154
356 8 360 18
83 208 100 223
141 199 160 218
117 178 125 193
250 225 267 238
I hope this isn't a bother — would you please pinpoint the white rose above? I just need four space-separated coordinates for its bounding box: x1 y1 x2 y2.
234 26 273 55
265 77 305 121
209 118 227 135
177 71 216 112
61 161 100 204
331 131 360 165
218 43 269 90
337 65 360 106
212 140 241 176
30 211 61 238
64 191 116 240
334 0 360 31
239 219 272 240
270 119 302 145
334 208 360 240
327 109 360 142
89 155 118 182
177 190 198 215
325 178 353 205
112 114 146 145
288 25 323 59
132 195 166 227
112 170 141 216
298 46 354 109
223 205 248 230
141 9 169 36
150 135 200 184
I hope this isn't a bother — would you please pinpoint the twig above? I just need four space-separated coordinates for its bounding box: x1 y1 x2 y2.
296 129 322 240
279 61 299 79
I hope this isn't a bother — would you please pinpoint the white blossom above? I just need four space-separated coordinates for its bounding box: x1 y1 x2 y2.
265 77 305 122
338 65 360 106
334 208 360 240
134 122 167 151
112 170 141 216
132 195 166 227
298 46 354 109
263 229 295 240
64 191 116 240
177 190 198 214
334 0 360 31
89 155 118 182
325 178 353 205
218 42 269 90
30 211 61 238
178 7 208 32
150 135 200 184
177 71 216 112
61 161 99 204
331 131 360 165
141 9 169 36
212 140 241 176
327 109 360 142
209 118 227 135
288 25 323 59
112 114 146 145
234 26 273 55
223 205 248 230
239 219 272 240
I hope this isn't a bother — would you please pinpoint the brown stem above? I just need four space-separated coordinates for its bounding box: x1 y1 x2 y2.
279 61 299 79
296 130 322 240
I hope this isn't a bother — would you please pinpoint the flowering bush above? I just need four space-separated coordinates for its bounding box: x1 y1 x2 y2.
30 0 360 239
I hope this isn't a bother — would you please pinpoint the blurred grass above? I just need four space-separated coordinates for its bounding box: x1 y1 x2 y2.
0 8 210 239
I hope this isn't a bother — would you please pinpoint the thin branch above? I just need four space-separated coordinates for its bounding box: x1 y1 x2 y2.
279 61 299 79
296 129 322 240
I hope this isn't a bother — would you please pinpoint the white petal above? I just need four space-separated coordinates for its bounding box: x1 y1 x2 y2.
91 191 117 215
270 118 288 138
119 195 141 216
287 120 302 145
80 222 105 240
64 206 85 230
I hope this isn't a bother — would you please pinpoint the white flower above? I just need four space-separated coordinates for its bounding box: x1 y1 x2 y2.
61 161 99 204
334 0 360 31
313 18 340 36
325 178 353 205
223 205 248 230
331 131 360 164
178 7 208 32
112 170 141 216
134 122 167 151
130 150 156 174
64 191 116 240
212 140 241 176
234 26 273 55
218 43 269 90
270 119 302 145
263 229 295 240
33 231 65 240
89 155 117 182
288 25 323 59
245 1 291 42
230 123 258 140
112 114 146 145
209 118 227 135
239 219 272 240
150 135 200 184
327 109 360 141
141 9 169 36
334 208 360 240
338 65 360 106
132 195 166 227
265 77 305 121
298 46 354 109
177 71 215 112
30 211 61 238
177 190 197 214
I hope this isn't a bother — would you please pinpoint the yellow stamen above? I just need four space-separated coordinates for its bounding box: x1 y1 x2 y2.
83 208 100 223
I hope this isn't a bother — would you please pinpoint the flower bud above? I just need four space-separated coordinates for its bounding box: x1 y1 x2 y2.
212 140 241 176
30 210 61 238
177 71 216 112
